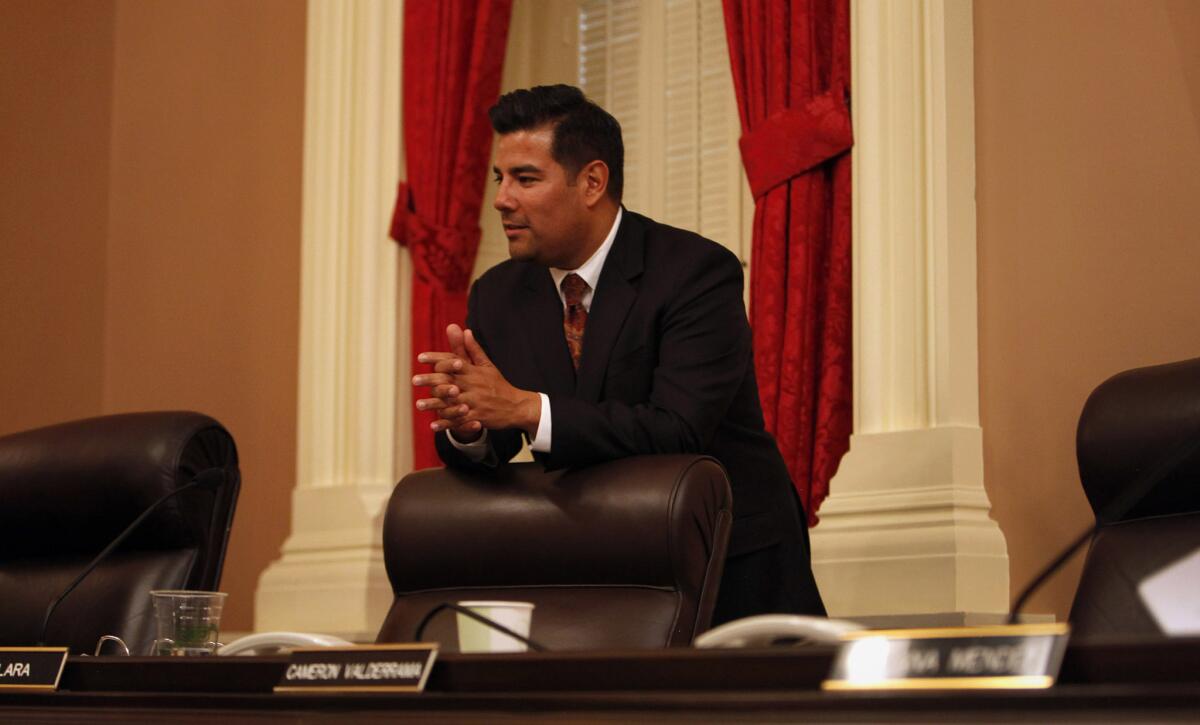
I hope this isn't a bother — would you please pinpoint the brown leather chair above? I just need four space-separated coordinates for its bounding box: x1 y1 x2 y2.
0 412 240 654
376 455 732 651
1069 356 1200 637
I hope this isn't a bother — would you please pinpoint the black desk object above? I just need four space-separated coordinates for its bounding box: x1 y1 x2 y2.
2 637 1199 722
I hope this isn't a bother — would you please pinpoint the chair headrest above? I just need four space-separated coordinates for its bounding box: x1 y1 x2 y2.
0 411 240 556
1076 357 1200 524
383 455 731 593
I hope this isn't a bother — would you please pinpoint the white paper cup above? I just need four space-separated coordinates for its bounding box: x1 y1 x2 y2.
456 601 535 653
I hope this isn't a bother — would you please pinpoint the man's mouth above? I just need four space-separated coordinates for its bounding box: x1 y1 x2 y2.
503 222 528 238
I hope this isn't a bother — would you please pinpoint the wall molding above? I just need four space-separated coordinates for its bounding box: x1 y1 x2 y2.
811 0 1011 619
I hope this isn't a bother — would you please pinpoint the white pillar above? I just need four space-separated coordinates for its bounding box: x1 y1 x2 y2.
255 0 408 640
811 0 1011 622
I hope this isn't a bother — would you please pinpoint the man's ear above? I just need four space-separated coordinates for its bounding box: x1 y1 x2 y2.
579 160 610 208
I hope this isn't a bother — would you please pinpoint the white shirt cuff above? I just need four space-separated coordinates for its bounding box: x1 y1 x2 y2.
529 393 552 452
447 427 489 463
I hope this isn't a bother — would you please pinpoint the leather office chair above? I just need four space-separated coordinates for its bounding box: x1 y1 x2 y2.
0 412 240 654
1069 356 1200 637
376 455 732 651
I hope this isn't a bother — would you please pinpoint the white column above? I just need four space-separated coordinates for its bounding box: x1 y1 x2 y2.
810 0 1011 621
255 0 407 640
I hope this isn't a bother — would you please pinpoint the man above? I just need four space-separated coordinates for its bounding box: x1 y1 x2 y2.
412 84 825 623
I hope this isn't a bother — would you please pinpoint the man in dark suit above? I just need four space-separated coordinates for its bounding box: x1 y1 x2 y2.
412 85 825 622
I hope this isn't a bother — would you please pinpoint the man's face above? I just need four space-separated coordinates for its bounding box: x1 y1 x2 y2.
492 125 591 268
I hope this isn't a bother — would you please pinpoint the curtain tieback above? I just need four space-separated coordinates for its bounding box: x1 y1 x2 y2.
389 181 480 293
738 87 854 200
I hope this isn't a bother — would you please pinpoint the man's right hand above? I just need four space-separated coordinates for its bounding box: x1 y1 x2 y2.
412 325 485 443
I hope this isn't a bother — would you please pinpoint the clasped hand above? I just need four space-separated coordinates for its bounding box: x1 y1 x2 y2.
412 324 540 443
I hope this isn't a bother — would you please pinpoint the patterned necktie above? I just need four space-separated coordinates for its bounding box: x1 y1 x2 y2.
561 273 589 371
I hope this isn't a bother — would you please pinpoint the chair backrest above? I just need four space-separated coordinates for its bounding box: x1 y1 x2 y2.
1069 357 1200 637
0 412 240 654
376 455 732 651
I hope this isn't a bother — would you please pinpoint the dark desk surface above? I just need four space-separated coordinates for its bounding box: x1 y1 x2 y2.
3 636 1199 722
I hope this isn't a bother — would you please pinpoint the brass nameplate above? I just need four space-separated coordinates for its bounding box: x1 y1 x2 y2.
275 644 438 694
823 623 1070 691
0 647 69 691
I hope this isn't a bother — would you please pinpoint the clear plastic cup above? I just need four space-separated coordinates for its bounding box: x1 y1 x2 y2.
149 590 227 656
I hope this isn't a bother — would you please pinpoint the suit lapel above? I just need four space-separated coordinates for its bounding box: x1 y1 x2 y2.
518 264 576 396
576 212 645 403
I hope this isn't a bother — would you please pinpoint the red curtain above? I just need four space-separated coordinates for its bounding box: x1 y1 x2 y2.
390 0 513 470
722 0 853 525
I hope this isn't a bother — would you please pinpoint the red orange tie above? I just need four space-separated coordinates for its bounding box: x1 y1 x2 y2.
561 273 589 371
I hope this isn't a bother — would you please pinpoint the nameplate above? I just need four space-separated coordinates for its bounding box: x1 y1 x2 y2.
0 648 69 691
823 623 1070 690
275 644 438 694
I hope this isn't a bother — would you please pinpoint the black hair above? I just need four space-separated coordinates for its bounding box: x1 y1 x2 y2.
489 84 624 203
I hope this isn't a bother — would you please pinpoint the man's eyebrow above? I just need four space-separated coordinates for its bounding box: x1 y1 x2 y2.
493 164 543 176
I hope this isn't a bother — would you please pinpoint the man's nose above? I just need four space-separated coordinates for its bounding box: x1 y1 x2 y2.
493 182 515 211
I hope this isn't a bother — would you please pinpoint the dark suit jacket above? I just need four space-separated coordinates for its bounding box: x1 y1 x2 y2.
437 210 825 620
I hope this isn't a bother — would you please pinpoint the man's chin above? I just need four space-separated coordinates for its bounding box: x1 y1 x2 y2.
506 240 536 262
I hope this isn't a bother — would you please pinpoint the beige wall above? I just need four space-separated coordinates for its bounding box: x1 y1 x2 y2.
7 0 1199 632
0 0 305 631
976 0 1200 618
103 0 305 632
0 0 114 435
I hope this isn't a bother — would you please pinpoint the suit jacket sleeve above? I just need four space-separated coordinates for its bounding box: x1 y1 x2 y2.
434 283 526 471
545 244 752 470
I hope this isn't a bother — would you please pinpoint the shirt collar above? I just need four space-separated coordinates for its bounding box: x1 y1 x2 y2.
549 207 622 303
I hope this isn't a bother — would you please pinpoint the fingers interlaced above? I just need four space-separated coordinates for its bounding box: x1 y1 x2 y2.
420 328 484 427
